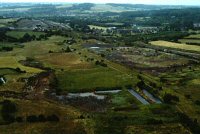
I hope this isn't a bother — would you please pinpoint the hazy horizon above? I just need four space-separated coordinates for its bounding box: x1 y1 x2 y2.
1 0 200 6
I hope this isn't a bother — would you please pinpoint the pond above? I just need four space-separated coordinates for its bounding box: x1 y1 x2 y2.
52 90 122 100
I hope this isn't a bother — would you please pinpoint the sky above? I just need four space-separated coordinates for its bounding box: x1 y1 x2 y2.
0 0 200 6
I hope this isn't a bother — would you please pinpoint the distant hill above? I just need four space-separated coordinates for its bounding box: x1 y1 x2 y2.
0 3 198 17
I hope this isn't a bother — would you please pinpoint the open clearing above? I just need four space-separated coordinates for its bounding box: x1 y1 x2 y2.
150 40 200 52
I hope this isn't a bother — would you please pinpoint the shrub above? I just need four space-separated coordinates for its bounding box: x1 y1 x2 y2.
1 100 17 123
163 93 179 104
27 115 38 123
46 114 59 122
15 116 23 122
38 114 46 122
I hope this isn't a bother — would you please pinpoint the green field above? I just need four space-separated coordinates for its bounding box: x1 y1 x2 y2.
57 67 134 93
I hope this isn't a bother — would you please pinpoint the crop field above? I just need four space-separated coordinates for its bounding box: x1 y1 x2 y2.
150 40 200 52
6 31 46 39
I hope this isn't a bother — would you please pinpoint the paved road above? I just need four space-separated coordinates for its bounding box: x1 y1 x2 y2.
128 89 149 105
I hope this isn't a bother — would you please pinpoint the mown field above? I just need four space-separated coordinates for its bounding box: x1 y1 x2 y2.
150 40 200 52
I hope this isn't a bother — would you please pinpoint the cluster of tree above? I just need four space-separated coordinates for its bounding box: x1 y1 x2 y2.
120 8 200 30
95 60 107 67
195 100 200 106
122 31 189 44
0 46 13 52
1 100 17 123
178 112 200 133
19 57 45 69
163 93 179 104
60 47 72 53
26 114 59 123
138 80 159 94
0 100 59 123
15 67 26 73
95 86 122 91
0 28 17 42
19 33 48 43
146 118 163 125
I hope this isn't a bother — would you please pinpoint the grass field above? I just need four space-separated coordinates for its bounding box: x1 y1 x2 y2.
6 31 45 39
57 67 134 93
150 40 200 52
